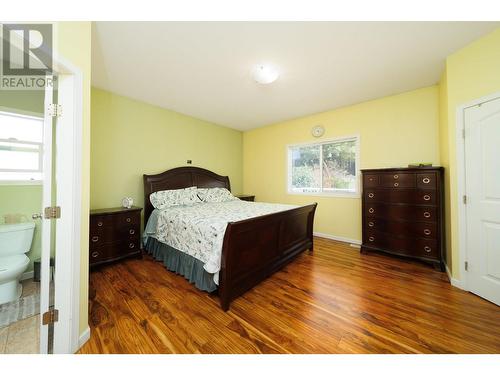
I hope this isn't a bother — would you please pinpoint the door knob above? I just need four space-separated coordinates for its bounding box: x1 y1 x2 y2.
32 213 43 220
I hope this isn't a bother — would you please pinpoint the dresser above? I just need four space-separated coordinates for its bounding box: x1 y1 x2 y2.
89 206 142 267
361 167 445 271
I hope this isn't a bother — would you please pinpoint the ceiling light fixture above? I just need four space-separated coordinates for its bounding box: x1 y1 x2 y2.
252 64 279 84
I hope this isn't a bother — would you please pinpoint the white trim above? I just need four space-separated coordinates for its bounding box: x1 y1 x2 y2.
52 72 83 355
455 90 500 293
20 270 34 281
286 134 361 198
314 231 362 245
0 180 42 186
0 105 43 118
39 78 54 354
445 263 465 290
77 326 90 351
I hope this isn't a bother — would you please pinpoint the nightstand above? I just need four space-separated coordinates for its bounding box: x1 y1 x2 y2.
89 206 142 267
236 194 255 202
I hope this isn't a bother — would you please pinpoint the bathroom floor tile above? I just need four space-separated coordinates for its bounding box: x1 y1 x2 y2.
5 315 39 354
0 326 8 353
21 279 39 298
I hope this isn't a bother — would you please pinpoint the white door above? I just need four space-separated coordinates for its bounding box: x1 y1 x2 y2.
464 96 500 306
39 76 56 353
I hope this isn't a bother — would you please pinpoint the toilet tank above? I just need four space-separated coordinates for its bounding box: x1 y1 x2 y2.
0 222 35 256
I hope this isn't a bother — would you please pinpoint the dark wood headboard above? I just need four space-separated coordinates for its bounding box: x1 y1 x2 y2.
143 166 231 225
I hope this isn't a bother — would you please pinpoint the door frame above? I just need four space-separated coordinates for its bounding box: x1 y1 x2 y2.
43 55 84 353
455 90 500 291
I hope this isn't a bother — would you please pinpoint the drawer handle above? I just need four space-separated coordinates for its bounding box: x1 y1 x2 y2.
393 174 399 179
424 246 432 253
423 177 430 184
368 208 375 213
126 217 131 223
129 229 135 235
394 182 399 187
91 236 99 243
424 229 431 235
91 251 99 258
368 193 374 198
129 243 135 249
423 211 431 218
368 236 375 242
368 222 374 227
423 195 431 201
97 221 103 227
369 177 374 182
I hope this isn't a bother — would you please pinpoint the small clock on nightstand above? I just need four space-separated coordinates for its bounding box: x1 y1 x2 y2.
236 194 255 202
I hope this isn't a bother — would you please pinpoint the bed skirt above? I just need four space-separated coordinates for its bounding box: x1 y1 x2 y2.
144 237 218 293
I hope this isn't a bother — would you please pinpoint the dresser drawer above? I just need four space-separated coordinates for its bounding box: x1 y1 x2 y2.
379 173 415 188
90 215 113 234
89 239 140 264
90 231 139 248
90 211 141 247
417 173 438 189
365 219 438 239
363 174 379 188
115 211 140 227
364 230 439 260
364 189 437 206
365 203 437 222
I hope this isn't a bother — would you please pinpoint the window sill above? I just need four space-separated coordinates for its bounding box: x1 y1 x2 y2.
0 180 43 186
287 191 361 199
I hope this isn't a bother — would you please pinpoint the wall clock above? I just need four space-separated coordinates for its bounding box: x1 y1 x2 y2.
311 125 325 138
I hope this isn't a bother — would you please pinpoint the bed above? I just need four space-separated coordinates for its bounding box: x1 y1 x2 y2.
143 166 317 311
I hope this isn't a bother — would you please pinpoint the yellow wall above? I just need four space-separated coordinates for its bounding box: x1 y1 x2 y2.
55 22 92 336
243 86 440 241
438 68 452 267
439 28 500 278
90 88 243 213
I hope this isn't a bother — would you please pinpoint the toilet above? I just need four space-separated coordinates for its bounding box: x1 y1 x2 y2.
0 222 35 305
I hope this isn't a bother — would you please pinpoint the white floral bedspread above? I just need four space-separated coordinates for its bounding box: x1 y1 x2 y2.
147 200 298 284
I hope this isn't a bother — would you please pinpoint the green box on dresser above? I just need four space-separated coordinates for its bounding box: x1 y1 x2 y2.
89 206 142 267
361 167 445 271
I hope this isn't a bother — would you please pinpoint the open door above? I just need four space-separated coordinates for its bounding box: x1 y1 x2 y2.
38 75 58 353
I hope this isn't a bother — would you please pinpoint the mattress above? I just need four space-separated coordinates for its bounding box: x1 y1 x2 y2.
143 200 297 284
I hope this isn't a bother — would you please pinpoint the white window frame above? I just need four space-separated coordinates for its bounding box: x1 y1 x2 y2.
0 110 44 184
286 135 360 198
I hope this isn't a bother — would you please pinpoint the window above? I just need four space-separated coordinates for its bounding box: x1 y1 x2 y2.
287 136 359 196
0 111 43 182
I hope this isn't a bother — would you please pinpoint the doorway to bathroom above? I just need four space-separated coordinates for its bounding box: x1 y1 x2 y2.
0 76 62 353
0 104 45 353
1 31 84 353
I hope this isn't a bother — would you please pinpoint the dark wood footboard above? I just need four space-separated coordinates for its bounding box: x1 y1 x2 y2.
218 203 317 311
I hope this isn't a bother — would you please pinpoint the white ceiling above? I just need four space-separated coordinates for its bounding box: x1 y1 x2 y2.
92 22 499 131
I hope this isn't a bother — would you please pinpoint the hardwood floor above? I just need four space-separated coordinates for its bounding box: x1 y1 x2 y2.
78 237 500 354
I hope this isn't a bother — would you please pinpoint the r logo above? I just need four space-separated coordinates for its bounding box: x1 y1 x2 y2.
2 23 53 76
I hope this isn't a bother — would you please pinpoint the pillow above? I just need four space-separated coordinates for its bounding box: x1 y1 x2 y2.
197 187 238 203
150 186 201 209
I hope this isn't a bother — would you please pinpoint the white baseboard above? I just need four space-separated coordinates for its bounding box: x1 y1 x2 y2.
20 270 34 281
445 263 465 290
314 231 362 246
77 326 90 351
